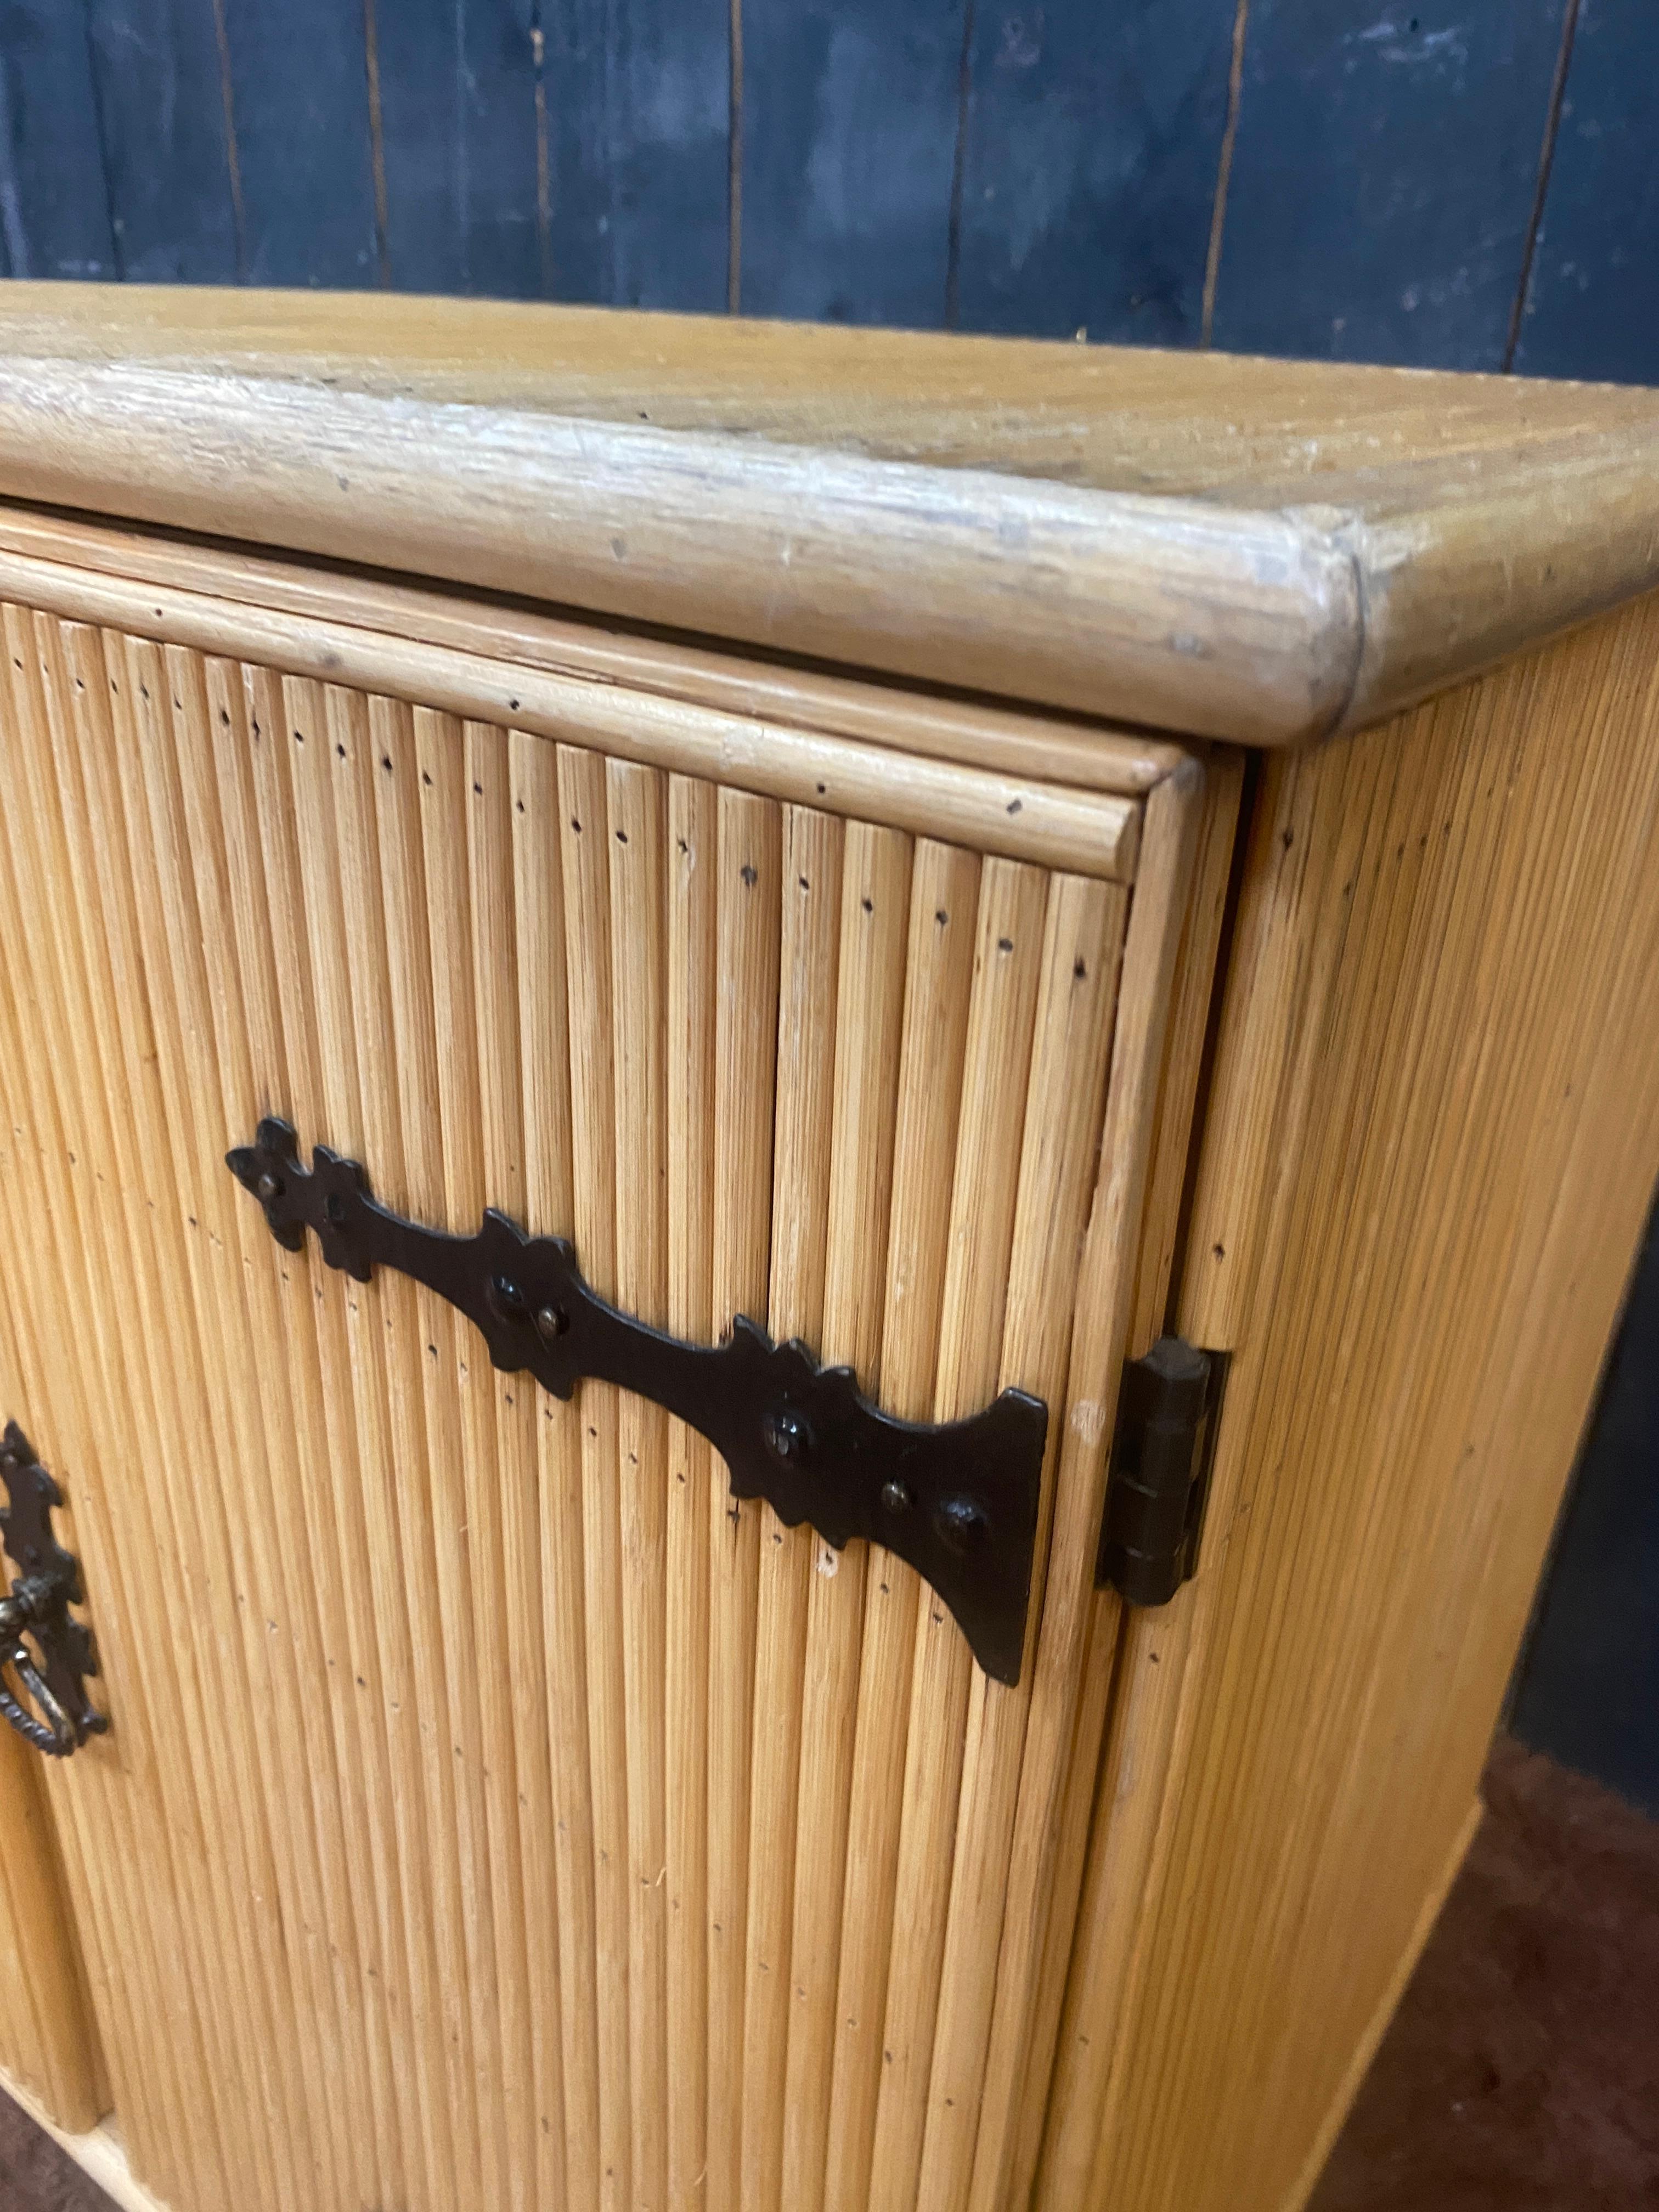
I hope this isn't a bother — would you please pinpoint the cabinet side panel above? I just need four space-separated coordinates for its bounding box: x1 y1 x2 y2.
1056 590 1659 2212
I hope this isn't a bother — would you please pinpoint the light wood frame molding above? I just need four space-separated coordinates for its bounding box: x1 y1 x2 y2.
0 535 1144 882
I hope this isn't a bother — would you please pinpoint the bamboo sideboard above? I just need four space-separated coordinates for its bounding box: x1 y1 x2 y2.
0 289 1655 2212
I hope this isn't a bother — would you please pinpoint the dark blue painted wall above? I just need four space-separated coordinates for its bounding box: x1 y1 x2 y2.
8 0 1650 380
0 0 1654 1812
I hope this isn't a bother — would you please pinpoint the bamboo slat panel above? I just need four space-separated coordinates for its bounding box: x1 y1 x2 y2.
1041 587 1659 2212
0 1327 105 2135
0 604 1189 2212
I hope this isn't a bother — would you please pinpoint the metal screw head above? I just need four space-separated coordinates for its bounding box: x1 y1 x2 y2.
536 1304 570 1340
255 1171 283 1203
880 1478 912 1515
933 1496 989 1554
762 1408 810 1465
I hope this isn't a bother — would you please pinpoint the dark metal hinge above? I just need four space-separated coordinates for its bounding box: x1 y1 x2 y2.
229 1119 1048 1686
1097 1337 1227 1607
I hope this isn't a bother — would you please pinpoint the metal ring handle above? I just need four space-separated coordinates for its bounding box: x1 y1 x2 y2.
0 1636 77 1758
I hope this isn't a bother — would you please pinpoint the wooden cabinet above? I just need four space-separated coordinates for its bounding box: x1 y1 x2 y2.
0 289 1655 2212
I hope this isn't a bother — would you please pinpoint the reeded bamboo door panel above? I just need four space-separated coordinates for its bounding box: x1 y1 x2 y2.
0 600 1197 2212
0 1633 104 2136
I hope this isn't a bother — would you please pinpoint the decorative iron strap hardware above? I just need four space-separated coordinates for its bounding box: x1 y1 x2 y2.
229 1119 1048 1684
1097 1338 1227 1607
0 1425 106 1757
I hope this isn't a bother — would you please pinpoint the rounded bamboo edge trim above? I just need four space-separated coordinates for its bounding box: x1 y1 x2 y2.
0 548 1143 883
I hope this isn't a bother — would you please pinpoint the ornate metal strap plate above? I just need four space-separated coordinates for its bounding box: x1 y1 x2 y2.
0 1425 106 1757
229 1118 1046 1684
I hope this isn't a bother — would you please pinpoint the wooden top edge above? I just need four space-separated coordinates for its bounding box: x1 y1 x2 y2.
1 287 1656 744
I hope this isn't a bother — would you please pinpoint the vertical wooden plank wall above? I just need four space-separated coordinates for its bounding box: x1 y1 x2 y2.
953 0 1235 346
4 0 1646 386
736 0 966 325
546 0 731 312
85 1 240 283
1514 0 1659 380
1210 0 1570 368
0 2 119 279
372 2 548 298
217 0 379 285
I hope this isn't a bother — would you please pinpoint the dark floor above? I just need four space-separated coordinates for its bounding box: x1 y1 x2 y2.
1310 1735 1659 2210
0 2101 109 2212
2 1736 1655 2210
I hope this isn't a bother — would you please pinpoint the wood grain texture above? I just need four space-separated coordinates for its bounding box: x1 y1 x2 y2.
0 504 1185 798
0 1683 105 2132
997 749 1245 2212
819 837 980 2212
84 0 241 284
372 1 545 298
955 0 1233 347
0 285 1655 741
545 0 730 312
0 7 118 280
1212 0 1567 370
0 592 1189 2212
1513 0 1656 382
1042 587 1659 2212
216 0 377 285
0 345 1357 746
0 540 1142 881
739 0 965 326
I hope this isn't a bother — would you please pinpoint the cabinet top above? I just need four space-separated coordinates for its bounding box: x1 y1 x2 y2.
2 284 1656 748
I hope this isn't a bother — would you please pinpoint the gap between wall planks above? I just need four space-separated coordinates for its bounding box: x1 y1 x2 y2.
0 597 1202 2212
1045 589 1659 2212
0 542 1143 883
0 504 1178 796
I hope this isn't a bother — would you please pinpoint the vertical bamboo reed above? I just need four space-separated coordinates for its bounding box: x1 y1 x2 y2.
558 742 633 2212
820 842 981 2212
779 822 912 2212
741 805 842 2212
706 791 781 2207
866 859 1049 2212
664 774 718 2212
0 614 1166 2212
509 724 600 2211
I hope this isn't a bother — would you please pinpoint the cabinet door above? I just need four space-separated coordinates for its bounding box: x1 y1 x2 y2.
0 592 1196 2212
